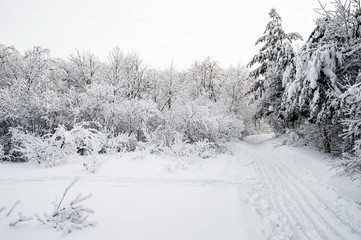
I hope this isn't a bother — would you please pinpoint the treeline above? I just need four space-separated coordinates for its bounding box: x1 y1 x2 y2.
247 0 361 180
1 0 360 181
0 45 253 165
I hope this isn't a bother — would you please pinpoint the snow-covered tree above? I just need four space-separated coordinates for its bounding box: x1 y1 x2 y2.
106 46 126 90
0 42 249 163
188 57 223 102
65 50 101 90
282 0 361 153
0 44 22 88
123 52 147 99
247 8 302 134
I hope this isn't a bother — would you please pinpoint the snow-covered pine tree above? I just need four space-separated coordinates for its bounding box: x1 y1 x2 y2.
247 8 302 134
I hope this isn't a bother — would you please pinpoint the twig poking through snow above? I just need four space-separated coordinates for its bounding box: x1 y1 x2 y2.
44 177 95 234
6 200 20 217
55 177 79 213
9 212 33 226
0 207 6 215
35 214 46 224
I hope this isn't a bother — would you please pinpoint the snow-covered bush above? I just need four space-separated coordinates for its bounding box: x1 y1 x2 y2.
340 82 361 154
10 123 106 167
337 140 361 181
43 178 95 234
0 143 4 160
335 81 361 180
116 99 163 141
278 129 307 147
76 83 116 126
147 99 243 159
10 128 72 167
104 133 138 153
163 138 216 159
173 99 244 145
59 123 106 155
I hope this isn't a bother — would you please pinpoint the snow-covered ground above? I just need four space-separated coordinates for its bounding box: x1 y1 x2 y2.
1 136 361 240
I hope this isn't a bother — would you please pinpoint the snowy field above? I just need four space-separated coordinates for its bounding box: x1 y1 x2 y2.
1 136 361 240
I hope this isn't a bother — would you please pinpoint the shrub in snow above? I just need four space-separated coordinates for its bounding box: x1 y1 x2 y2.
335 82 361 180
164 138 217 159
115 99 163 141
337 140 361 181
10 128 72 167
173 99 244 145
43 177 95 234
278 129 307 147
104 133 138 153
59 123 106 156
10 123 106 167
148 99 243 160
0 143 4 160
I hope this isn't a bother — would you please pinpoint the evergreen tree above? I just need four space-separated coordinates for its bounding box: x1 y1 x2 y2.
247 8 302 134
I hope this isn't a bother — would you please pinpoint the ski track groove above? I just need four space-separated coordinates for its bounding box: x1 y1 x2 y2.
242 141 361 240
264 157 342 240
273 159 361 237
0 176 254 188
251 156 313 240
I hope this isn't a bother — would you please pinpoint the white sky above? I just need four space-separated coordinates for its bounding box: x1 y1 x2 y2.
0 0 321 69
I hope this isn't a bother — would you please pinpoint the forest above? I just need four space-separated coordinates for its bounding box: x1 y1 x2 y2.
0 0 360 181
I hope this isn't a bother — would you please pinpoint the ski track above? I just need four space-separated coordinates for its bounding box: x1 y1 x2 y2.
239 141 361 240
0 176 253 188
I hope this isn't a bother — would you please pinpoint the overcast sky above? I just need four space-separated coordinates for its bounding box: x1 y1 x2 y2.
1 0 321 69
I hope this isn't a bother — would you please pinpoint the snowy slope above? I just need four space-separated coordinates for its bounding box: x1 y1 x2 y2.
0 137 360 240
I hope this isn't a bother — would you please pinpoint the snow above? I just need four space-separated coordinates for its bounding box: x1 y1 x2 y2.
1 136 361 240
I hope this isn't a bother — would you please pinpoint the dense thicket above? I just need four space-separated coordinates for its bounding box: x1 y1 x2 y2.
0 45 252 164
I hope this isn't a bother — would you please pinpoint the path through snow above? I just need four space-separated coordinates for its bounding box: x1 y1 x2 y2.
237 139 361 240
0 137 360 240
